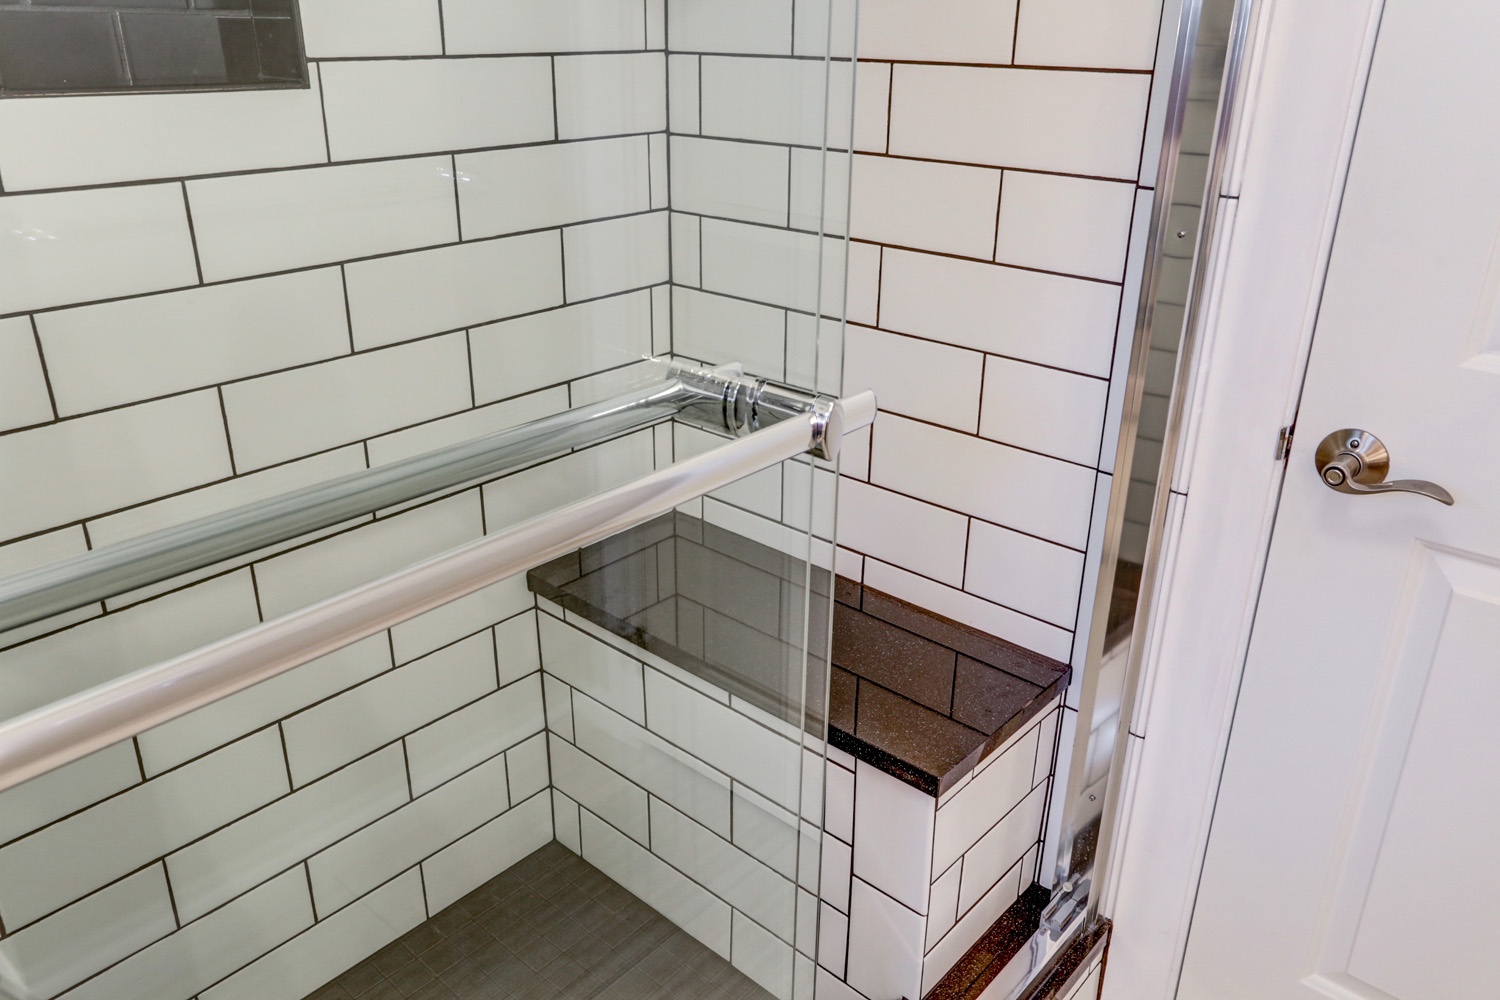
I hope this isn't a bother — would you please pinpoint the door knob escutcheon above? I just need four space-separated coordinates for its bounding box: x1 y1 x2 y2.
1313 429 1454 505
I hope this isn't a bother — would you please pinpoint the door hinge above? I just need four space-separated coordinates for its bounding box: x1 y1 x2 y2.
1275 425 1295 462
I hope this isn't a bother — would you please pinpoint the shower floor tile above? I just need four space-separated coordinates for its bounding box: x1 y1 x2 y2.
303 842 775 1000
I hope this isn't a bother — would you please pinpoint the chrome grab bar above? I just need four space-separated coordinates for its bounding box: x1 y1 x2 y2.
0 362 835 634
0 389 876 793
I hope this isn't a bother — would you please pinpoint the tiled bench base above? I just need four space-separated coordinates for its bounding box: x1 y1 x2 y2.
302 841 774 1000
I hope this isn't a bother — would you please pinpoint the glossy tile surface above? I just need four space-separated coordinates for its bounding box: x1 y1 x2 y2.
527 513 1068 797
301 841 773 1000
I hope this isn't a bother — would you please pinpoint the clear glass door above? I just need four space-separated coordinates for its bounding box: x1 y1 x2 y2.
0 3 855 999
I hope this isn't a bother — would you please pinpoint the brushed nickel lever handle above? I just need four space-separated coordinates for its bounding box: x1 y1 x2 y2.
1314 429 1454 506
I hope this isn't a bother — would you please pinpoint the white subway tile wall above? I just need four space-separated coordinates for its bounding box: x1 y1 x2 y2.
0 11 703 999
831 2 1171 849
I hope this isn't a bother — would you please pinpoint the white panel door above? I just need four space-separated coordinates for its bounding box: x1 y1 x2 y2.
1178 0 1500 997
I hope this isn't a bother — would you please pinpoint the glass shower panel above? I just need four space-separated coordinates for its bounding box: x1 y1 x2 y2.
0 3 855 999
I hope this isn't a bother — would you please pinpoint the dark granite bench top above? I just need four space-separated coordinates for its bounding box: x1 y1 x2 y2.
526 513 1068 797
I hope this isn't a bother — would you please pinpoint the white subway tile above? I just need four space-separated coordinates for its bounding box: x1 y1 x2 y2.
544 675 576 742
671 288 785 379
580 810 732 957
792 0 857 58
307 754 510 916
645 669 802 812
405 676 544 796
734 782 800 880
932 725 1039 872
646 0 665 46
0 866 174 1000
0 316 51 432
965 521 1086 628
563 211 670 301
139 635 393 776
843 325 982 431
62 868 312 1000
556 53 667 139
444 0 647 53
187 158 458 282
549 736 649 845
298 0 443 58
979 355 1109 466
0 742 138 846
422 791 552 913
921 860 1021 996
37 268 349 415
956 783 1046 915
167 744 410 923
322 58 554 160
733 909 795 1000
574 691 731 836
669 54 700 133
850 155 1001 259
846 879 924 1000
0 184 196 313
864 559 1073 661
0 728 287 928
221 332 471 470
283 630 497 786
254 491 481 618
495 613 543 687
508 732 550 801
650 132 669 209
554 791 582 852
700 56 823 145
653 798 796 941
817 902 849 977
0 571 259 724
539 613 646 724
344 231 563 349
925 862 961 952
388 578 535 667
871 414 1094 548
995 172 1138 281
471 292 651 404
667 0 793 54
670 136 790 226
859 0 1018 63
482 430 654 530
825 752 854 843
1014 0 1164 71
0 390 231 540
889 65 1152 178
199 869 425 1000
1033 709 1060 788
837 480 968 588
879 248 1121 376
852 762 935 913
671 212 702 286
0 81 326 191
789 147 842 234
457 135 651 238
700 217 820 312
854 63 892 153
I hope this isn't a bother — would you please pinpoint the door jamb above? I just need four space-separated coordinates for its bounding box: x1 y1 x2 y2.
1095 0 1389 996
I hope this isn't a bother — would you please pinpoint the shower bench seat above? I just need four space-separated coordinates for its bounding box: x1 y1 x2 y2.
527 512 1068 1000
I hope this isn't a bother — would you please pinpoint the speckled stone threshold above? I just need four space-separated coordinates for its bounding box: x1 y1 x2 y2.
527 513 1069 798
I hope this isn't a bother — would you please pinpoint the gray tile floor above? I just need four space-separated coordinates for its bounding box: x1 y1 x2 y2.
303 842 775 1000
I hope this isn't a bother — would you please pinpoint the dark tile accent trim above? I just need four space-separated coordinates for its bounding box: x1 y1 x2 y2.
922 883 1053 1000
